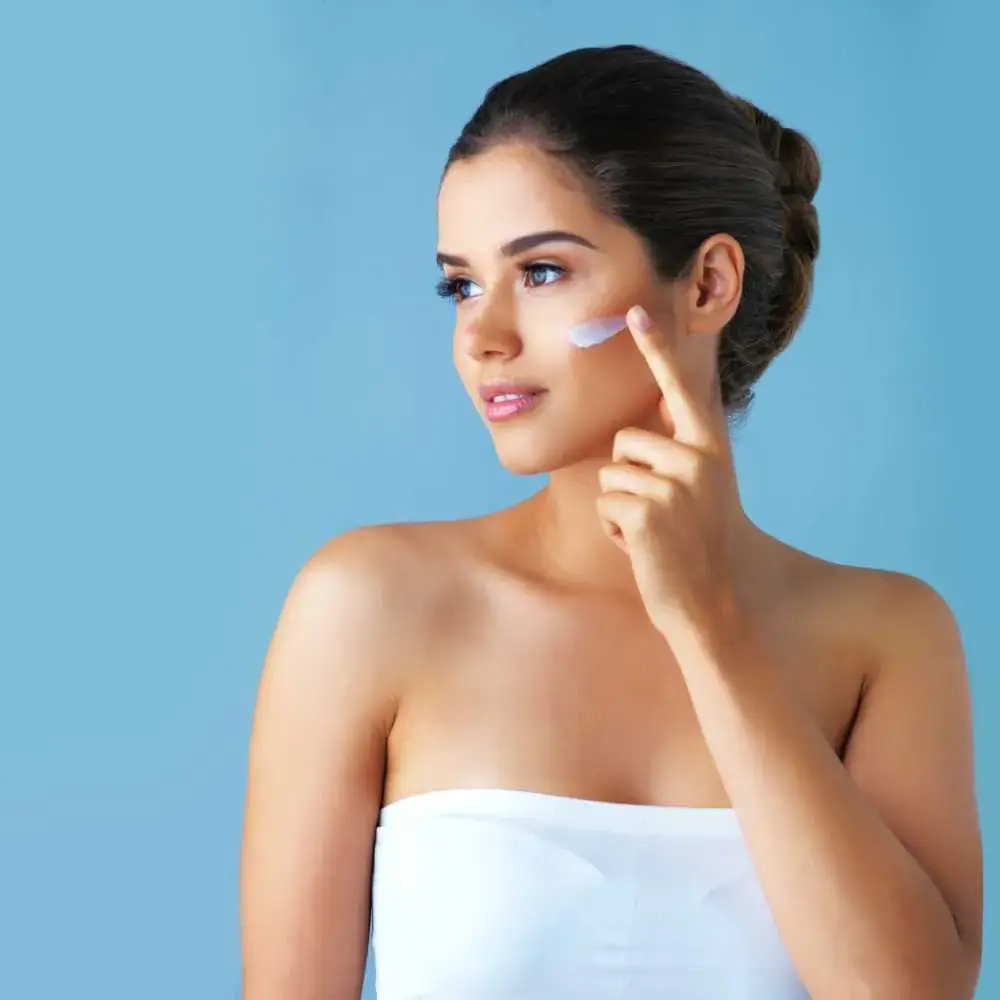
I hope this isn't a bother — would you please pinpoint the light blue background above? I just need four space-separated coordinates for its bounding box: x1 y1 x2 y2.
2 2 995 997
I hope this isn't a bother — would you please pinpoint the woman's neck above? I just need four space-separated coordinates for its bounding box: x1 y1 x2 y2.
507 440 774 610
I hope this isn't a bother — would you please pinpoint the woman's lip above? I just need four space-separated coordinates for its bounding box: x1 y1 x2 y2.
478 381 546 401
483 390 546 422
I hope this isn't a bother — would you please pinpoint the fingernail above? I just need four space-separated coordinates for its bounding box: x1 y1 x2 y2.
628 305 651 333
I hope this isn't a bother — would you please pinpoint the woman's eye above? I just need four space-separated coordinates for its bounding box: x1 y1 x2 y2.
523 263 565 288
435 276 482 303
436 264 564 304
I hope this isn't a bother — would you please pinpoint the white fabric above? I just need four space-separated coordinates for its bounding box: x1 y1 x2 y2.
370 787 809 999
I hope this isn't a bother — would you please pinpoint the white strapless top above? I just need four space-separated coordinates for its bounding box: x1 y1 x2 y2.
370 788 808 999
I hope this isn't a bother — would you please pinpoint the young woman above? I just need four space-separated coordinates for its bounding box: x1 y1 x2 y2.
240 44 983 1000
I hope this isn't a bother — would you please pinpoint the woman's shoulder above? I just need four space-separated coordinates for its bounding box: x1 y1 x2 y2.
774 541 961 677
298 517 489 630
263 519 486 714
309 516 490 573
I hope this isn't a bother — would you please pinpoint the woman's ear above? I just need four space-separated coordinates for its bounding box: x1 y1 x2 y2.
683 234 745 336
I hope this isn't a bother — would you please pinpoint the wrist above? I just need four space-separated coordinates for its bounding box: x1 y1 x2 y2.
655 590 754 659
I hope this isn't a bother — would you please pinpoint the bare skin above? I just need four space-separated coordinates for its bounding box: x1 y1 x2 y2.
378 506 866 809
240 143 982 999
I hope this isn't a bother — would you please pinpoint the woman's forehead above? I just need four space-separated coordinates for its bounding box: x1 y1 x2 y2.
437 146 608 254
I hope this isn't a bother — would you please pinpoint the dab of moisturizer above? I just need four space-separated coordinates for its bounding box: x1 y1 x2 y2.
567 313 629 348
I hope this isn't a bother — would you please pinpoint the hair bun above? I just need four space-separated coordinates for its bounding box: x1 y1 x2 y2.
730 96 821 204
772 123 821 264
728 95 822 364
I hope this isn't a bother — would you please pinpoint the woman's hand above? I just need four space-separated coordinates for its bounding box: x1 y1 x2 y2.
595 305 744 638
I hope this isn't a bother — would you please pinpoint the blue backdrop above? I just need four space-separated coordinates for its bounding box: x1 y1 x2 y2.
2 2 995 997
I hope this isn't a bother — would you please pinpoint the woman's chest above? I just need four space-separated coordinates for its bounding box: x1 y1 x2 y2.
385 585 865 806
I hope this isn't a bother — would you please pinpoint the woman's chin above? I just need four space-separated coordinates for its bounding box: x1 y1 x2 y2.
496 457 552 477
492 437 599 477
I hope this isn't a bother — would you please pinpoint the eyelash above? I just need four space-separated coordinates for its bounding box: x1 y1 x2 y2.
435 262 567 303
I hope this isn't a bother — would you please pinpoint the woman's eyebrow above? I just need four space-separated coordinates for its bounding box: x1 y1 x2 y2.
435 230 600 268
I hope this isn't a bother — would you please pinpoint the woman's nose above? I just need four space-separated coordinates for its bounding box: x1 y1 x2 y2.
460 304 523 362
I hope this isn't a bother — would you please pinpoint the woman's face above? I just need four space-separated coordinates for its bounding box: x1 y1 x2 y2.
436 142 680 476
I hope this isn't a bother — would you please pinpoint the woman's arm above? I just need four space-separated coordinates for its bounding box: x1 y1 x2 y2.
240 533 402 1000
668 571 983 1000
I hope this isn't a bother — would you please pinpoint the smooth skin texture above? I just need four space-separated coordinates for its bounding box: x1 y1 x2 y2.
240 143 983 999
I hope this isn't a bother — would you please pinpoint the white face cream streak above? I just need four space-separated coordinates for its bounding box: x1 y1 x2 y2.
567 313 629 348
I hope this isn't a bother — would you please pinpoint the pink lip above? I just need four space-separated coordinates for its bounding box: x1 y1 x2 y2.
482 389 546 422
478 380 546 401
